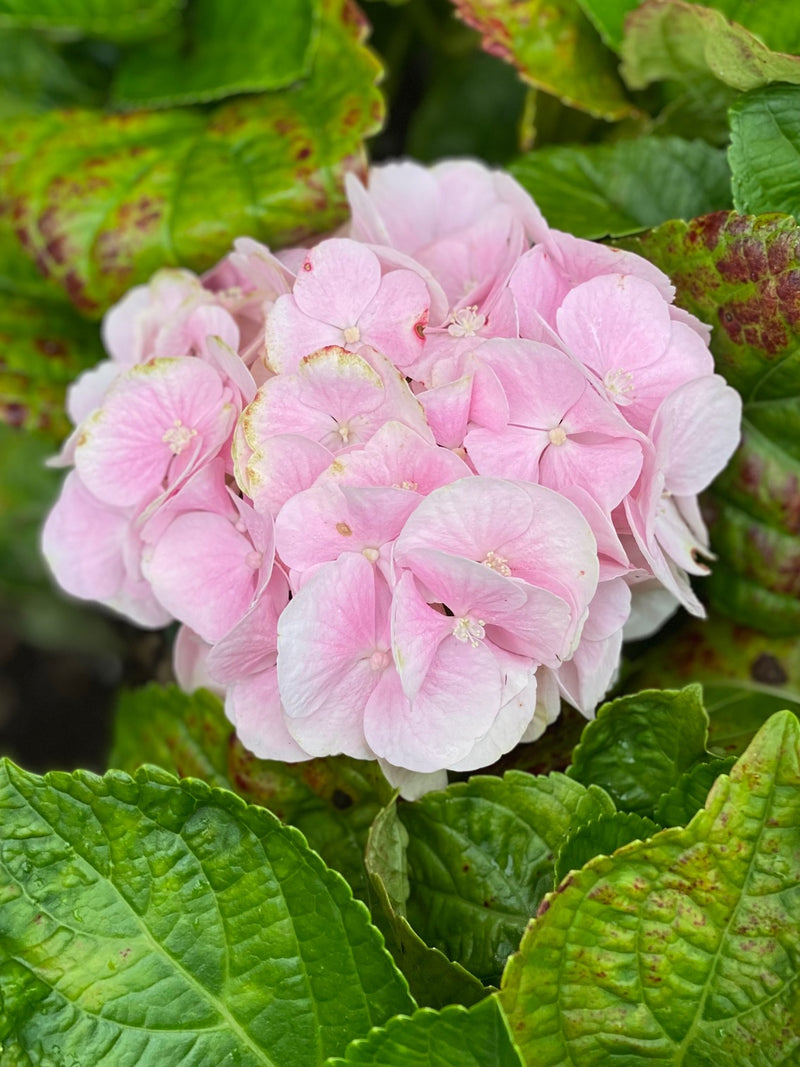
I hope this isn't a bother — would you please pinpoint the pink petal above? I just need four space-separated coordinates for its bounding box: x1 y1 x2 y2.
276 554 390 759
293 238 380 327
226 667 311 762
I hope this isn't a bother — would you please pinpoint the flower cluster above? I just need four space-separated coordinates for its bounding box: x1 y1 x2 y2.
43 159 741 795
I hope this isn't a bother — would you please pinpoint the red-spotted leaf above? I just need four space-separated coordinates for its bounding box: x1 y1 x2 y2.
451 0 636 121
1 0 383 316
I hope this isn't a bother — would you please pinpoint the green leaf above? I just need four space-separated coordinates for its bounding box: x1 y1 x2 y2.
567 685 711 816
325 998 523 1066
729 85 800 220
618 212 800 634
364 800 489 1009
554 810 659 883
509 135 731 239
654 755 738 826
110 683 390 902
398 772 614 983
113 0 319 109
451 0 636 121
623 615 800 756
0 760 414 1064
574 0 637 51
2 0 384 316
0 0 183 42
501 710 800 1063
620 0 800 94
0 30 100 118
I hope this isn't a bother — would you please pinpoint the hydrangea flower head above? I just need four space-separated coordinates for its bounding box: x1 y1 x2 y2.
42 156 741 796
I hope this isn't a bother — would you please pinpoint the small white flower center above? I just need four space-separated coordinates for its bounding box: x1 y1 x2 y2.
337 423 352 444
603 368 635 405
162 419 197 455
392 480 419 491
548 426 567 446
482 550 511 576
369 649 390 671
452 616 486 647
447 305 486 338
342 324 361 345
362 547 379 562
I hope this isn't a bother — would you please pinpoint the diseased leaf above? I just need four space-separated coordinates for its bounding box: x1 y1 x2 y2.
567 685 710 816
554 811 659 883
501 711 800 1064
729 85 800 221
510 135 731 239
110 683 390 902
624 616 800 754
654 756 738 826
621 0 800 94
451 0 636 121
618 212 800 634
0 761 414 1065
325 998 523 1067
113 0 319 108
398 772 614 984
0 0 183 42
2 0 384 316
0 291 105 436
364 800 488 1010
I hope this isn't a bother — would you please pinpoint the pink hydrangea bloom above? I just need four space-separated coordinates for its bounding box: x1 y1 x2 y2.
42 156 742 795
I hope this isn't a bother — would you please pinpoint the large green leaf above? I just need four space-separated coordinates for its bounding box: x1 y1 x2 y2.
567 685 712 817
364 800 489 1009
624 616 800 755
325 998 523 1066
113 0 320 108
451 0 636 121
0 760 414 1065
510 135 730 239
110 684 390 902
0 0 183 42
619 212 800 634
2 0 383 316
621 0 800 93
729 85 800 221
396 772 614 984
501 710 800 1064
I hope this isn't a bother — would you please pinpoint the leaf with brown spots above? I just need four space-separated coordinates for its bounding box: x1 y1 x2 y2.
451 0 636 121
1 0 384 317
619 212 800 634
110 683 392 902
501 710 800 1065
